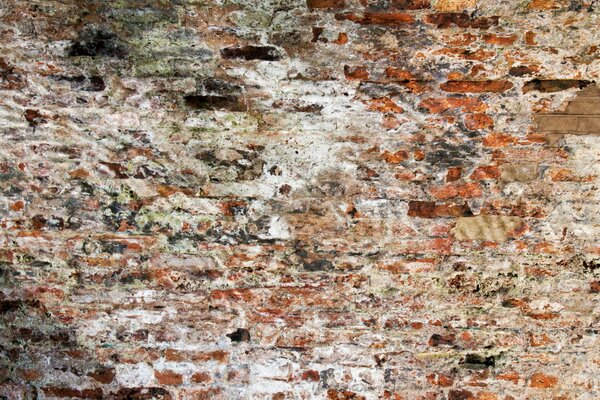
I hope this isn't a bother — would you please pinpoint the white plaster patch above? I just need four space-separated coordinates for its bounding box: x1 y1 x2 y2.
116 363 155 387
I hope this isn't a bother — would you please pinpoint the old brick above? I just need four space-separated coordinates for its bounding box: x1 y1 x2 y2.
17 369 42 381
384 0 431 10
155 370 183 385
425 13 499 29
3 1 599 399
419 97 487 113
42 387 103 399
191 371 212 383
509 65 539 77
110 388 172 400
528 0 560 10
344 65 369 80
385 67 415 81
382 149 409 163
482 33 518 45
497 372 520 384
301 369 320 381
428 333 455 346
523 79 591 93
430 182 482 199
529 372 558 388
448 389 475 400
365 97 404 113
470 165 500 180
327 389 366 399
447 166 463 181
464 113 493 130
337 12 415 25
408 201 473 218
88 367 115 384
307 0 346 8
482 132 518 147
441 80 513 93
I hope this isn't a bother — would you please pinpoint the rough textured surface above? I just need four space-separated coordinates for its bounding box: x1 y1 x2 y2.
0 0 599 399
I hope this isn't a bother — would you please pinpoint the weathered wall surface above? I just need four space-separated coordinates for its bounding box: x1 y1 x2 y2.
0 0 599 399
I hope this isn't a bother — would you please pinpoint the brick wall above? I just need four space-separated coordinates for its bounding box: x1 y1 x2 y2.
0 0 599 399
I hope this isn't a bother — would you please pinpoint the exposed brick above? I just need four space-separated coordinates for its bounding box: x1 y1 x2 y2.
307 0 346 8
464 113 493 130
191 371 212 383
470 165 500 180
301 369 320 381
508 65 539 77
448 389 475 400
88 367 116 384
430 182 483 199
523 79 591 93
529 372 558 388
3 1 599 399
425 13 499 29
42 388 103 399
528 0 561 10
337 12 415 25
155 370 183 385
441 80 513 93
408 201 473 218
344 65 369 80
482 33 518 45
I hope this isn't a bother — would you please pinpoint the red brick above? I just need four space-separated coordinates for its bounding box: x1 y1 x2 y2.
301 369 320 381
448 389 475 400
464 113 494 130
529 372 558 388
482 33 518 45
344 65 369 80
482 133 518 147
191 371 212 383
447 167 463 182
429 182 482 199
470 165 500 180
365 97 404 113
155 370 183 385
382 150 409 164
307 0 346 8
419 97 487 113
88 367 115 384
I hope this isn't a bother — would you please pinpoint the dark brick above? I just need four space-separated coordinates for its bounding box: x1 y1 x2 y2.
425 13 499 29
221 45 283 61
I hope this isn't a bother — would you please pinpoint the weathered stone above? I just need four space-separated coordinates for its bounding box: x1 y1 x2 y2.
500 164 538 182
435 0 477 12
453 215 524 241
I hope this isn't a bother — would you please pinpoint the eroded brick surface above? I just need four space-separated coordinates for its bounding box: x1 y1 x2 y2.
0 0 599 399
